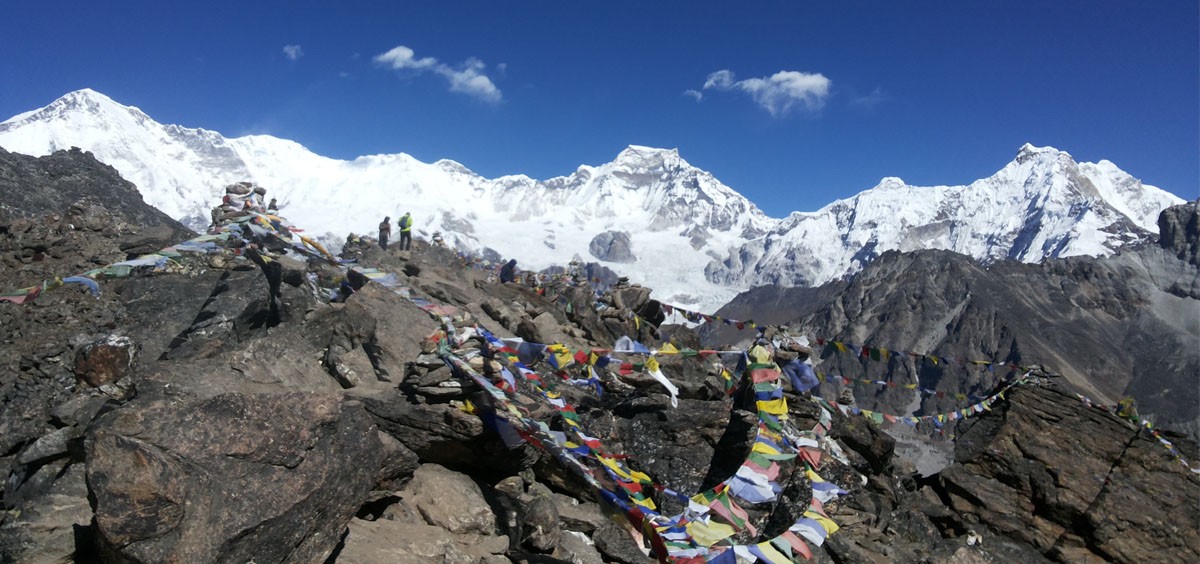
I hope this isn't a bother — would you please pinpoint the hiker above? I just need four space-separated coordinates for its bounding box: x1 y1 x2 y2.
398 212 413 250
268 198 278 212
499 259 518 283
779 340 819 394
378 216 392 250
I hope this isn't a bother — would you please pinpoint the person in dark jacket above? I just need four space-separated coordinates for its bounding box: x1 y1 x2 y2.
499 259 517 283
378 216 392 250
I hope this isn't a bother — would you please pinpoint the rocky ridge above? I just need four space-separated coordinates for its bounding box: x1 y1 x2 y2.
709 200 1200 446
0 149 1196 563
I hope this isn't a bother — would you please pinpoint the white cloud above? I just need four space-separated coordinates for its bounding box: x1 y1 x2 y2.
374 45 436 70
704 70 736 90
373 44 502 103
699 69 831 116
436 58 501 103
683 89 703 102
282 44 303 61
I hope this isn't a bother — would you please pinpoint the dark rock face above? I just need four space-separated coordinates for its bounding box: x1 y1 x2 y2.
934 385 1200 562
86 392 383 563
1158 200 1199 266
588 230 636 263
714 245 1200 441
0 146 190 239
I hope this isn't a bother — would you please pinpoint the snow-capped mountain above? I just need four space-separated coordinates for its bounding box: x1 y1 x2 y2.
0 89 1185 312
704 144 1185 288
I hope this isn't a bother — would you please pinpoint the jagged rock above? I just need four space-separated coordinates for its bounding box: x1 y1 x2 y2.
355 388 529 473
494 475 561 553
375 430 420 491
0 462 94 563
274 254 309 287
72 334 136 387
554 530 606 564
337 516 507 563
401 464 498 535
118 225 178 258
86 392 383 563
516 311 573 346
481 298 520 331
589 231 636 263
49 395 111 428
935 384 1200 562
16 425 83 467
312 300 381 388
592 522 653 563
552 492 609 535
830 409 896 475
1158 200 1199 266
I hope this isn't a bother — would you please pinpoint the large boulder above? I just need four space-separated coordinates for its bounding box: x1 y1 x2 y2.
1157 200 1199 266
86 392 383 563
589 231 636 263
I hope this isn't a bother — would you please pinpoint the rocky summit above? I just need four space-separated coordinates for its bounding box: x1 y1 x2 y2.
1 148 1197 564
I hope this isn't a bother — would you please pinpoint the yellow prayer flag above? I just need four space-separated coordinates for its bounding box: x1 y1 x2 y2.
754 541 793 564
757 398 789 415
645 356 660 372
752 441 782 456
687 519 735 547
805 510 840 535
659 343 679 354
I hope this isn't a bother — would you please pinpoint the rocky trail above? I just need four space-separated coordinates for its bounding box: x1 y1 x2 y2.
0 149 1197 563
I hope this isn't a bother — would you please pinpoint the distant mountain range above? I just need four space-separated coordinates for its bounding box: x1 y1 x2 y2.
0 89 1184 312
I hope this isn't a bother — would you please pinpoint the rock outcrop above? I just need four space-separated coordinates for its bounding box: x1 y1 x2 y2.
87 392 383 563
589 230 636 263
1158 199 1199 266
935 385 1200 562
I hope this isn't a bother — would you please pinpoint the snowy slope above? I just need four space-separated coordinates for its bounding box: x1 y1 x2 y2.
704 144 1184 288
0 89 1185 313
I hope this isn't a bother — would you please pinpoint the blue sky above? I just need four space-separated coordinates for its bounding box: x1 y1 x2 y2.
1 1 1196 216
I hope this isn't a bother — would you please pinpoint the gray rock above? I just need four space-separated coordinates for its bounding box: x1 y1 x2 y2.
592 522 653 564
400 464 498 535
589 231 636 263
337 516 507 563
17 425 84 466
0 462 94 564
1158 200 1198 266
375 430 420 491
86 392 383 564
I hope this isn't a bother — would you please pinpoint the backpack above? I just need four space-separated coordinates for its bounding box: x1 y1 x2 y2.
399 215 412 230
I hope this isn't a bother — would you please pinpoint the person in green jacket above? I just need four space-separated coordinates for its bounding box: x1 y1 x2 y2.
398 212 413 250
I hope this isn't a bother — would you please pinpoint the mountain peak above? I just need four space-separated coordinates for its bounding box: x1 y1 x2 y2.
1016 143 1072 164
613 145 684 170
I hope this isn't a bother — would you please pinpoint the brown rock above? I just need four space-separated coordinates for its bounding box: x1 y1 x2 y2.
73 334 136 387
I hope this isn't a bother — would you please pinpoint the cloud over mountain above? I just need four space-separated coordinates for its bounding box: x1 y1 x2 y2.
700 69 831 116
373 44 501 103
